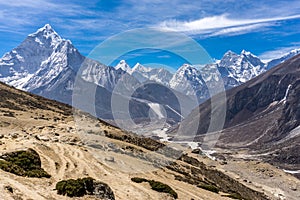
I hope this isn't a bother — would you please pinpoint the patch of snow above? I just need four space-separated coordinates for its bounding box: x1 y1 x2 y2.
132 63 151 73
199 147 217 160
281 125 300 142
0 73 34 89
148 103 165 119
280 84 292 103
35 37 44 45
283 169 300 174
115 60 132 74
187 142 199 149
152 128 170 142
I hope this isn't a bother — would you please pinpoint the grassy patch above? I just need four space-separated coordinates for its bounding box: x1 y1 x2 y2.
131 177 178 199
0 148 50 178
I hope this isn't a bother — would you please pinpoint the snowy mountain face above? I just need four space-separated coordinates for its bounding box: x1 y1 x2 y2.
0 24 134 97
167 50 268 100
111 50 297 101
0 24 84 92
0 24 61 75
266 49 300 70
130 63 173 85
169 64 206 96
115 60 132 74
218 50 266 87
81 59 125 92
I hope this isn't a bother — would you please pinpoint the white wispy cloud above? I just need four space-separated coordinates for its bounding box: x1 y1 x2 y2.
0 0 93 32
259 46 300 62
157 14 300 36
0 0 89 15
209 23 273 37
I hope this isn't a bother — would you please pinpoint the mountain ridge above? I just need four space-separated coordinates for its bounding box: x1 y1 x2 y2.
0 24 300 125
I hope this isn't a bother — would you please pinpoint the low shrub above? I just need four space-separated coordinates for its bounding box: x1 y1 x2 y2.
56 179 86 197
131 177 178 199
0 149 50 178
149 180 178 199
131 177 148 183
198 184 219 193
56 177 95 197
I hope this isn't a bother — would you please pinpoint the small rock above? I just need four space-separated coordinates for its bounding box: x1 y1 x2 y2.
105 157 115 162
93 181 115 200
290 185 297 191
191 148 202 154
5 185 13 193
10 133 18 139
36 135 50 142
52 138 59 142
220 161 227 165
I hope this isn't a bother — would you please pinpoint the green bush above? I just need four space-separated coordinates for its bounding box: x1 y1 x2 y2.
56 177 95 197
131 177 148 183
131 177 178 199
0 149 50 178
198 184 219 193
149 180 178 199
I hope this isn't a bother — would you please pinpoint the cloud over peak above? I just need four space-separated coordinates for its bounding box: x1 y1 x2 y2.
157 14 300 36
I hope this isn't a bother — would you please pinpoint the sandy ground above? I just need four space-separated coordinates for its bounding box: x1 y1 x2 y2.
0 107 234 200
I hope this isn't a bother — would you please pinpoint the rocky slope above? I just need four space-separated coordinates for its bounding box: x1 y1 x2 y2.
173 53 300 176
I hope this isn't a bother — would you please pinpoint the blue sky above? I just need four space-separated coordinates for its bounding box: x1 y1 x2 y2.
0 0 299 68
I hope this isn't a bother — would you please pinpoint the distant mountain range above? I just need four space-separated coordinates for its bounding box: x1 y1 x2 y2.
0 24 299 124
171 53 300 172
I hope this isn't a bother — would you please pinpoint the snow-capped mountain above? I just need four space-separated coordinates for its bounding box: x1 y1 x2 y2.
169 64 208 100
130 63 173 85
0 24 85 95
0 24 61 74
111 50 288 101
81 59 125 92
115 60 132 74
1 24 299 124
218 50 266 88
0 24 138 98
167 50 267 100
266 48 300 70
131 63 151 82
